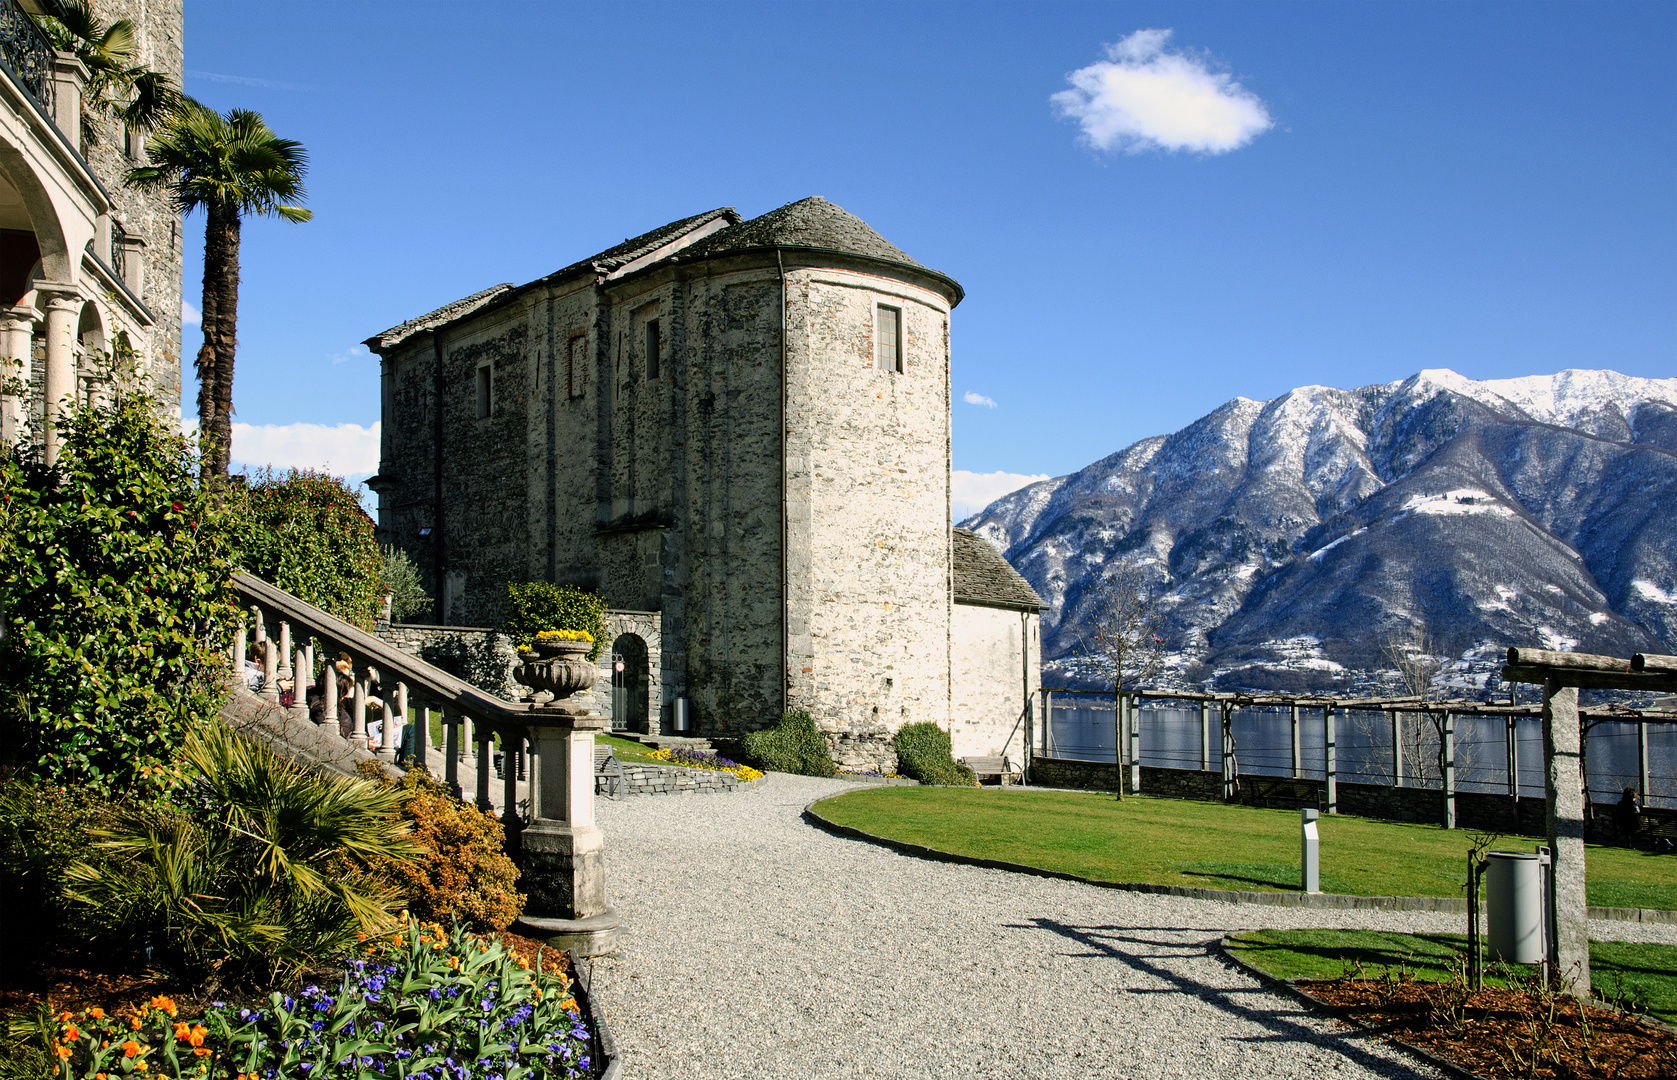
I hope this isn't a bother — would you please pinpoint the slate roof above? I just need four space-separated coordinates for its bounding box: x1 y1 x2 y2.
953 527 1048 611
367 197 961 350
670 197 962 302
365 208 740 352
364 284 516 352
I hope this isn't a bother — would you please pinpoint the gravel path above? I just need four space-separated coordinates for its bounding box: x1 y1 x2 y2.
589 775 1675 1080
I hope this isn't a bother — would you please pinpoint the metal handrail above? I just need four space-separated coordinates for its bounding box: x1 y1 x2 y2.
0 0 54 119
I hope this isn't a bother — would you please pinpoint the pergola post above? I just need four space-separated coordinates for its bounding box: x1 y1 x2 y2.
1200 700 1211 772
1221 703 1236 802
1442 710 1456 829
1290 704 1301 778
1506 714 1519 798
1128 693 1141 794
1392 710 1404 786
1542 679 1590 991
1324 706 1337 815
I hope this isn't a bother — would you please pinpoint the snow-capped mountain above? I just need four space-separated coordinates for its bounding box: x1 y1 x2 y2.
964 369 1677 693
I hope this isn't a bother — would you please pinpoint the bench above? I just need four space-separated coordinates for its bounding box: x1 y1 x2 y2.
595 745 624 800
1241 776 1321 810
960 755 1018 784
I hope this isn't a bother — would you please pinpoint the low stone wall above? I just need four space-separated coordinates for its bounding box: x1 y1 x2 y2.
615 762 764 797
1457 792 1549 836
1337 781 1446 825
1028 756 1120 791
377 611 661 723
1144 765 1223 801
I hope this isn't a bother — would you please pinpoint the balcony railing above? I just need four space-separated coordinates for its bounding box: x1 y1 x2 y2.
0 0 54 119
109 218 125 280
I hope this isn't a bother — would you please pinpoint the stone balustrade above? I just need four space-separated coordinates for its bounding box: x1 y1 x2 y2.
230 572 620 954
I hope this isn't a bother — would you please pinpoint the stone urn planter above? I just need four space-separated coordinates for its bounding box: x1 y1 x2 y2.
518 640 596 702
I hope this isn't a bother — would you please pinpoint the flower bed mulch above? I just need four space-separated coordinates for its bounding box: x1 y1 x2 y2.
1298 977 1677 1079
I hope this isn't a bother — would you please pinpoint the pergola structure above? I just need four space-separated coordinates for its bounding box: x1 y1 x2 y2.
1499 647 1676 994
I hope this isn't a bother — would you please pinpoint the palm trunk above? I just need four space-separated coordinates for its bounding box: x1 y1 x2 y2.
199 201 241 478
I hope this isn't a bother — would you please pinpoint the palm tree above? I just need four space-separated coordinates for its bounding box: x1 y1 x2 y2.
35 0 182 140
126 103 312 478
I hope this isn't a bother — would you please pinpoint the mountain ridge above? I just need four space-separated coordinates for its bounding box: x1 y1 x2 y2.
964 369 1677 693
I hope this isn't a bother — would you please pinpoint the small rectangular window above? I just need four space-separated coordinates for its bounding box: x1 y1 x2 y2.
567 334 587 399
646 318 661 381
475 363 492 419
876 305 902 373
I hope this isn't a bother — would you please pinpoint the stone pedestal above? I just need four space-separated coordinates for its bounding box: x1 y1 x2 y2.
514 704 622 956
1541 680 1589 992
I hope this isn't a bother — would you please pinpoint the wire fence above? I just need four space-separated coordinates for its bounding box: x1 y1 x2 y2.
1040 695 1675 809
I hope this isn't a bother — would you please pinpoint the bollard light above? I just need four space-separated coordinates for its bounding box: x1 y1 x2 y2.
1301 807 1321 894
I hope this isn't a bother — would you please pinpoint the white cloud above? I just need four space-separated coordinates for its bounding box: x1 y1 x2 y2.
182 299 200 327
964 391 997 408
1052 29 1273 155
953 469 1051 521
332 343 370 366
183 417 381 476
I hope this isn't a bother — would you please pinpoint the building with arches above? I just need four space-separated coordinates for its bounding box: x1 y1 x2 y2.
369 198 1042 766
0 0 185 463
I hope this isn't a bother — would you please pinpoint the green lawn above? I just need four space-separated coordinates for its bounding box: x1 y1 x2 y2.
811 787 1677 909
1227 929 1677 1024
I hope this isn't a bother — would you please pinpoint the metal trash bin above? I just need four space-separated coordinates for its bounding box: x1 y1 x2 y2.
1486 851 1545 964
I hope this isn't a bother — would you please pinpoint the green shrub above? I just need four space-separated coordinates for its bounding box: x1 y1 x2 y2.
62 725 419 984
383 543 431 622
356 762 524 931
0 391 243 795
0 781 113 959
893 722 976 786
237 468 385 629
739 711 836 777
504 581 606 661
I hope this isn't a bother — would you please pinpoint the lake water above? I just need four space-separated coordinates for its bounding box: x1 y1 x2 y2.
1040 700 1675 810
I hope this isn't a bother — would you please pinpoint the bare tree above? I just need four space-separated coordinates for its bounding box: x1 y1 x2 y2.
1074 557 1167 798
1380 628 1449 786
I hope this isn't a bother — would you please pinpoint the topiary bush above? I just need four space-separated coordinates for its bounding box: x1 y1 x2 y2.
355 761 524 932
236 468 385 629
739 711 836 777
893 722 977 786
504 581 607 661
0 391 243 795
383 543 431 622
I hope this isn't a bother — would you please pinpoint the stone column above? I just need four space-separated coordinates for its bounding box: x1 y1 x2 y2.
321 656 338 731
37 288 78 468
1443 711 1456 829
517 711 621 955
350 669 369 750
290 644 309 721
1128 694 1140 794
1291 705 1301 778
1200 700 1211 772
261 638 279 706
1542 680 1590 993
0 305 35 445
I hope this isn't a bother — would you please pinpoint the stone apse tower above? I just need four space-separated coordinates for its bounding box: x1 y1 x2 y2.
368 198 965 765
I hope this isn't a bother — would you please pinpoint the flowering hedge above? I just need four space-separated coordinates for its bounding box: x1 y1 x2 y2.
42 918 592 1079
0 393 242 795
649 746 764 782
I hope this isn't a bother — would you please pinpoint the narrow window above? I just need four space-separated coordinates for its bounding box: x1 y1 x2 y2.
645 318 661 381
475 363 492 419
567 334 587 399
876 305 902 373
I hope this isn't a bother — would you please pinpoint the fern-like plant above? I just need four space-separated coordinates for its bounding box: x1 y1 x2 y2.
62 726 418 984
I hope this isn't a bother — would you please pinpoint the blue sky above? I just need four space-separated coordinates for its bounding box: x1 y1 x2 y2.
183 1 1676 516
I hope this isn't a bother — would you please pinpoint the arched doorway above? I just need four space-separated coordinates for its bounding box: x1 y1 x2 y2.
610 633 650 733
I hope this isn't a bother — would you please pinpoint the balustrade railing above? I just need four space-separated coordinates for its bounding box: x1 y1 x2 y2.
232 572 541 834
0 0 55 119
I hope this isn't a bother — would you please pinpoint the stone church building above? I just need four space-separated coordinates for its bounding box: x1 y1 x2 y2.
367 198 1043 765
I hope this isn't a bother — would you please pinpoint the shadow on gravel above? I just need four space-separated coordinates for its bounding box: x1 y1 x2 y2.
1015 920 1437 1078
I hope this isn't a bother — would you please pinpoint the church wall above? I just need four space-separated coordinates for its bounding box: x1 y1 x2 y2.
784 267 952 768
950 603 1041 761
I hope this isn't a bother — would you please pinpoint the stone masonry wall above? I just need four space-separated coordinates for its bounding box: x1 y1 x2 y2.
784 267 953 764
613 762 762 797
377 610 659 725
88 0 184 409
950 603 1039 760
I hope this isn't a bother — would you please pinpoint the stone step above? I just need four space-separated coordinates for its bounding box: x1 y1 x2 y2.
612 732 716 753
